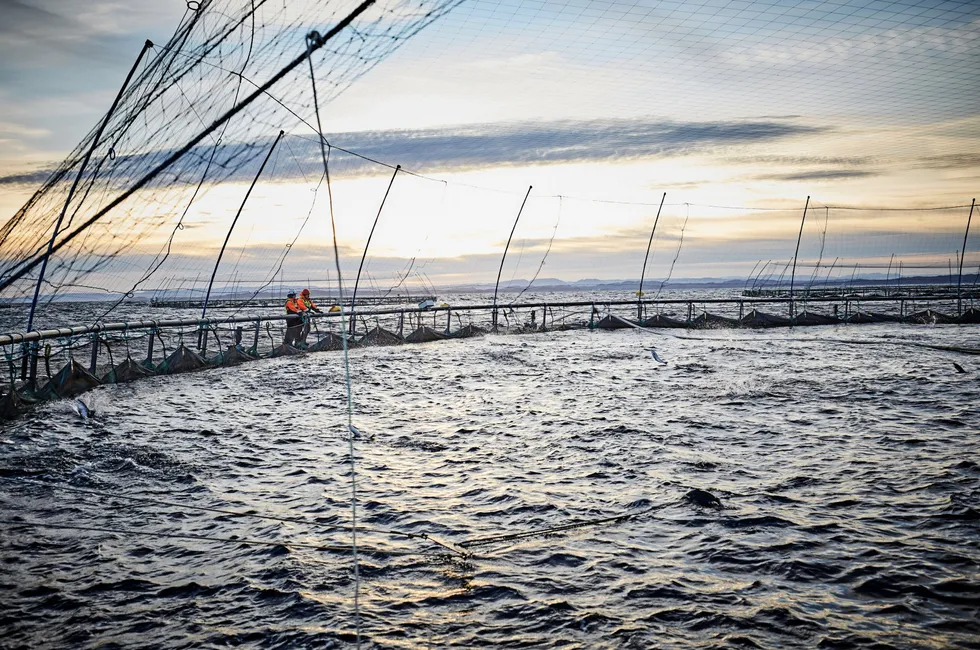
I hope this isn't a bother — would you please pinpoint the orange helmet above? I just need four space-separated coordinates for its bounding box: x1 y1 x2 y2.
301 288 310 296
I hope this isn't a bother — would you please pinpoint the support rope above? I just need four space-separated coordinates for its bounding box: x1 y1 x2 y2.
307 32 363 646
459 502 670 550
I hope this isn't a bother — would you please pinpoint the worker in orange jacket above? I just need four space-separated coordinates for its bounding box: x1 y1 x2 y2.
298 288 321 345
284 291 306 347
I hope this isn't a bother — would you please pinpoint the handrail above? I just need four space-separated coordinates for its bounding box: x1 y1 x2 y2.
0 292 970 346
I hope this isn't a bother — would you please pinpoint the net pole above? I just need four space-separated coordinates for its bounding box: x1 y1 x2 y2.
885 253 895 297
21 38 153 384
743 259 761 294
349 165 400 334
957 199 975 316
198 130 284 350
0 1 376 295
789 196 810 320
24 39 154 335
637 192 666 320
492 186 532 331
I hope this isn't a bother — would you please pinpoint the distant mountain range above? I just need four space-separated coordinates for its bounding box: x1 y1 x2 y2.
0 273 964 304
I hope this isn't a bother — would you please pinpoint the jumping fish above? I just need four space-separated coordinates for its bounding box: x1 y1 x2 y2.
71 398 90 420
646 348 667 364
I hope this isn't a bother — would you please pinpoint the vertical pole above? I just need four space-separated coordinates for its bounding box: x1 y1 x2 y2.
957 199 975 316
789 196 810 321
445 308 451 335
637 192 666 320
884 253 894 297
199 130 284 343
89 334 99 374
146 330 155 367
25 39 153 335
350 165 400 334
492 186 532 331
27 344 38 391
252 320 260 354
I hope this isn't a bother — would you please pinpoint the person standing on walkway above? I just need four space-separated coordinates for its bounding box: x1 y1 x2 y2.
284 292 306 346
298 289 321 345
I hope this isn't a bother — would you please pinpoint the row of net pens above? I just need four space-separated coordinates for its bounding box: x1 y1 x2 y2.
0 308 495 420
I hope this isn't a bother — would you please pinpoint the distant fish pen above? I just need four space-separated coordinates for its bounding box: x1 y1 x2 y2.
2 290 978 420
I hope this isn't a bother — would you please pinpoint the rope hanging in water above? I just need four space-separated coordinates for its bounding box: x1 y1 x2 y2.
459 502 671 550
307 28 364 647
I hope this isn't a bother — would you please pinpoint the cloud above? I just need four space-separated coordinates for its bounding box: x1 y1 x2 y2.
321 118 826 173
0 116 825 187
0 0 74 36
0 169 53 186
753 170 879 182
726 154 873 167
0 121 49 138
916 153 980 170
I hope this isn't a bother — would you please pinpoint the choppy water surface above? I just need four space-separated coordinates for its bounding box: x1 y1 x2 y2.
2 324 979 649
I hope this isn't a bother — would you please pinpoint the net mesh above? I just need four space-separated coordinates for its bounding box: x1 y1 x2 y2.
0 0 460 315
0 0 976 332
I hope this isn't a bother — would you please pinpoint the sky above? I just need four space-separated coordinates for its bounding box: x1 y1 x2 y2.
0 0 978 297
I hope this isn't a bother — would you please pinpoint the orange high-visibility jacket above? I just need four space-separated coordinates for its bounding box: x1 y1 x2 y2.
285 298 306 314
300 296 318 311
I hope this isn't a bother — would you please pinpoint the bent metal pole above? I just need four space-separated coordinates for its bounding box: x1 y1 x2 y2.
199 130 285 350
25 39 154 335
789 195 810 320
349 165 400 334
0 0 376 295
637 192 666 320
957 198 975 316
493 186 532 331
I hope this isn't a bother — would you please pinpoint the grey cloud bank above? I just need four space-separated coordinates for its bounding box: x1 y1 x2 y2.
0 116 825 187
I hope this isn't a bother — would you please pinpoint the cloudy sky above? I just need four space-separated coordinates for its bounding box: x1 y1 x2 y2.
0 0 977 296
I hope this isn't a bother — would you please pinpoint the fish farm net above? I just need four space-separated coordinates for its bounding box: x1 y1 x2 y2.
0 0 460 316
1 2 979 648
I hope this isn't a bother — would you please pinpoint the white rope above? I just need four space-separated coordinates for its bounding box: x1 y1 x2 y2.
307 35 361 648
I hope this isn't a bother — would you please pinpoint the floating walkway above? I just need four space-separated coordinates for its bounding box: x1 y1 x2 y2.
1 292 977 420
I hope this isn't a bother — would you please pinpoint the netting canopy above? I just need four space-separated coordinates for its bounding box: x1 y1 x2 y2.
0 0 977 329
0 0 459 313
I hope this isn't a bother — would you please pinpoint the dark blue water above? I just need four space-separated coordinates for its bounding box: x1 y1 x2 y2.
2 323 979 648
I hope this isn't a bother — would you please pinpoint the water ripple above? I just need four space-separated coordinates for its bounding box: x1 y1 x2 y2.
2 324 979 648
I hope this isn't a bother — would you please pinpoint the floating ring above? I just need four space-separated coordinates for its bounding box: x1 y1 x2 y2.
108 147 116 161
186 1 200 10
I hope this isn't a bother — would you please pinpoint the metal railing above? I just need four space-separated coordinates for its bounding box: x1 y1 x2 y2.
0 292 975 417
